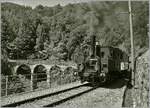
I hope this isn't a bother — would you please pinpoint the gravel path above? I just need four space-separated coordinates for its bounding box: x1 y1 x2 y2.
54 79 127 108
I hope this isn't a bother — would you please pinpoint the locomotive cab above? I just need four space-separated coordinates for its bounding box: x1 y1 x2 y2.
83 56 101 83
88 58 99 71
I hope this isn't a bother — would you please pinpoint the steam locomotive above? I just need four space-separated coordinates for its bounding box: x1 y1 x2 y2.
78 35 130 85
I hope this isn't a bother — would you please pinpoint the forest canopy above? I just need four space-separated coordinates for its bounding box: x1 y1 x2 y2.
1 1 149 64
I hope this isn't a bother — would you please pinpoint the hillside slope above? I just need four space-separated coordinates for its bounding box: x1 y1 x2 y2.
1 1 149 63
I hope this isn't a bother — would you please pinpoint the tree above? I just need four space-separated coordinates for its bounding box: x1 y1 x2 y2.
35 24 44 51
1 1 148 61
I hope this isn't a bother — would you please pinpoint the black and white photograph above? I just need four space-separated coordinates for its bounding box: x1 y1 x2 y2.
0 0 149 108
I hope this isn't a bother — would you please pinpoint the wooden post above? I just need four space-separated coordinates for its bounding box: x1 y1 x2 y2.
49 68 52 88
147 24 149 40
128 1 136 108
47 72 50 87
128 0 135 86
30 72 34 91
5 76 8 96
60 70 61 85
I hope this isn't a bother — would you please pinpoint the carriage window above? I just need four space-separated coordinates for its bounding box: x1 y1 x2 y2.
120 54 123 59
101 52 104 58
103 64 107 68
110 51 113 57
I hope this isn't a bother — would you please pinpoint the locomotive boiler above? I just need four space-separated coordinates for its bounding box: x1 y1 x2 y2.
78 35 129 85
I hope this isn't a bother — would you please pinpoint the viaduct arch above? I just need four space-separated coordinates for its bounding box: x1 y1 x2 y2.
13 63 77 90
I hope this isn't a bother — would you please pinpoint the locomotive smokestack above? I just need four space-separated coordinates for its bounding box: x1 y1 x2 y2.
91 35 96 57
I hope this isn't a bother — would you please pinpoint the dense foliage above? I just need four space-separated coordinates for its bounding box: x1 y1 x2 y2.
1 1 149 64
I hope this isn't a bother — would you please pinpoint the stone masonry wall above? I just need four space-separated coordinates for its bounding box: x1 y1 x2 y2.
134 50 149 108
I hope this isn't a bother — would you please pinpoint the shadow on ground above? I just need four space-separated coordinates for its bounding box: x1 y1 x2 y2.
82 77 129 89
100 78 134 107
100 78 129 89
81 78 134 107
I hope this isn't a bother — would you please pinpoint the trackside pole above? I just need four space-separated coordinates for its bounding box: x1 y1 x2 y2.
5 76 8 96
128 0 135 87
128 0 136 108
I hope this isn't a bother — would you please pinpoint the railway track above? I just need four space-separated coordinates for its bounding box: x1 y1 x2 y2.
2 83 97 107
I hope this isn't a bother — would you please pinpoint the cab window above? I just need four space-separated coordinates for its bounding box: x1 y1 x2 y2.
103 64 107 68
89 59 97 66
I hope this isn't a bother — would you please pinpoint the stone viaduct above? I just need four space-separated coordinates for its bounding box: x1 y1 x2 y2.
8 59 78 91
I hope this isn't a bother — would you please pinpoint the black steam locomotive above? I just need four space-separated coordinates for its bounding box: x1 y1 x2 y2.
78 35 129 85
